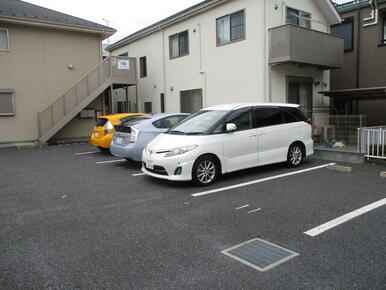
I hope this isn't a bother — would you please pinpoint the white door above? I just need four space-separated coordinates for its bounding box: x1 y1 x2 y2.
254 107 290 166
222 107 258 172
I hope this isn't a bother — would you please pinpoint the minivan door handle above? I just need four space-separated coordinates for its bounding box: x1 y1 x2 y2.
258 131 266 136
248 133 257 137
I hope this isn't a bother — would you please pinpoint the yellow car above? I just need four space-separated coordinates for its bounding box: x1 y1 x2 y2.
90 113 144 152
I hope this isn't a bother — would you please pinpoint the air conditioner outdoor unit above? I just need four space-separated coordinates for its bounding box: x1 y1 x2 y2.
321 125 336 141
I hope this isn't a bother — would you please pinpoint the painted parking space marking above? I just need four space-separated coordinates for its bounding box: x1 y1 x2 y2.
247 208 261 214
235 204 250 210
96 159 126 164
304 197 386 237
74 151 99 155
191 163 336 197
132 172 146 176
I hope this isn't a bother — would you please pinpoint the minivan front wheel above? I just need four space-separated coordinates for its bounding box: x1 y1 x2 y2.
192 156 219 186
287 143 304 167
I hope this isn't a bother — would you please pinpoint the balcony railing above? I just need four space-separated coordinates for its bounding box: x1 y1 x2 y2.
331 0 367 7
269 24 344 70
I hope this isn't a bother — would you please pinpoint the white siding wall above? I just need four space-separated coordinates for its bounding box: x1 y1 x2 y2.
111 0 333 114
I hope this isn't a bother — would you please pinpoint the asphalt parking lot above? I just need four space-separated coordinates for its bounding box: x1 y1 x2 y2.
0 143 385 289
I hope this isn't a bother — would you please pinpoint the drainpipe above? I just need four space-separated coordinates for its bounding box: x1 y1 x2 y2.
363 0 378 27
356 7 361 89
161 27 167 112
264 0 271 103
197 23 207 107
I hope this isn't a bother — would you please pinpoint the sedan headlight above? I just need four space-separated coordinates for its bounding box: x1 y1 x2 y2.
164 145 198 157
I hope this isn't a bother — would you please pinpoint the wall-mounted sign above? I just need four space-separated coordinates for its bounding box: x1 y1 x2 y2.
117 59 130 70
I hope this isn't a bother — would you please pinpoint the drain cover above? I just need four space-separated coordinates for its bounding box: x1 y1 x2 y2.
221 238 299 272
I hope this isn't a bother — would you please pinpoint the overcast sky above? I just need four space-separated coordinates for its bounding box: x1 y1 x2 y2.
26 0 204 43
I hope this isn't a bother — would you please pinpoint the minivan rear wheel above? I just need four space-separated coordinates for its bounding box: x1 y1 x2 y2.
192 156 219 186
287 143 304 167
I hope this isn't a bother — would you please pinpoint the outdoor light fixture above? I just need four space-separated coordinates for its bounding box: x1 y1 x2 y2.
67 63 75 70
170 86 174 91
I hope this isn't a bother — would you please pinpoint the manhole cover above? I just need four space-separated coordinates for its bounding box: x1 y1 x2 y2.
221 238 299 272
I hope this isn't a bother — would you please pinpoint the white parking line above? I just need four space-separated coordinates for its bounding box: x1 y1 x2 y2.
132 173 146 176
191 163 336 197
247 208 261 214
235 204 250 210
304 197 386 237
74 151 99 155
96 159 126 164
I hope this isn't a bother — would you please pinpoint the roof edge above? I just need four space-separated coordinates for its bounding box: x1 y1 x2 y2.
0 15 116 38
107 0 227 51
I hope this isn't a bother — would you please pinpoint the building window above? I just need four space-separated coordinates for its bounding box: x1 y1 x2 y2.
331 17 354 51
0 29 9 51
160 93 165 113
382 12 386 44
0 89 15 116
180 89 202 113
169 31 189 59
139 56 147 78
144 102 152 113
286 7 311 29
217 10 245 46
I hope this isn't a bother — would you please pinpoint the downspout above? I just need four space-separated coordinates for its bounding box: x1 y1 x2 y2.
363 0 378 27
198 23 207 107
264 0 271 102
161 26 167 112
356 7 361 89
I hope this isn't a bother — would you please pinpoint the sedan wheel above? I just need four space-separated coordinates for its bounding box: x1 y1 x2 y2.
192 156 218 186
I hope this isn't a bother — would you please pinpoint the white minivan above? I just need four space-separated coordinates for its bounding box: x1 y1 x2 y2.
142 103 313 186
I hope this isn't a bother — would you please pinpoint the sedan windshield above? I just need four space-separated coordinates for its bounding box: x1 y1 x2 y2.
167 110 227 135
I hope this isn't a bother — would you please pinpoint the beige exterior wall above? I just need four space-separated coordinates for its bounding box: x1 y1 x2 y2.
111 0 334 116
0 22 102 143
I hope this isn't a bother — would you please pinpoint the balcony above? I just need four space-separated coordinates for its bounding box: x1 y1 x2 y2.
269 24 344 70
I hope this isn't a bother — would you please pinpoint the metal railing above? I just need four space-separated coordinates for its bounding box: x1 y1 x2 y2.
358 126 386 159
37 56 136 141
331 0 368 7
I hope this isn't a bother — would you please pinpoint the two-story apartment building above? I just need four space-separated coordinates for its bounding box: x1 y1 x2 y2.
0 0 119 145
107 0 343 132
326 0 386 126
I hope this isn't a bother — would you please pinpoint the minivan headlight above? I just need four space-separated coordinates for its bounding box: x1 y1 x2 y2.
164 145 198 157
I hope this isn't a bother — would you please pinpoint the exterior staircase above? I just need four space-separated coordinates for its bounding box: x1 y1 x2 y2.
37 56 137 143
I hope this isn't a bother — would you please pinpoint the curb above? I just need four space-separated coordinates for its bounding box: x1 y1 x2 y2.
327 164 353 173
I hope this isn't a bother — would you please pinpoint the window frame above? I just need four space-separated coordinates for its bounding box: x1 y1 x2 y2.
0 89 15 116
381 11 386 45
216 9 246 47
169 30 189 59
0 28 10 52
331 17 354 52
286 6 311 29
139 56 147 78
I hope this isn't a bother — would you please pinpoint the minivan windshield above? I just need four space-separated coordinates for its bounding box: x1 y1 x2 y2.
167 110 227 135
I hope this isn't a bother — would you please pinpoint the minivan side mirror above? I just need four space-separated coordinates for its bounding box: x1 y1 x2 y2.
226 123 237 132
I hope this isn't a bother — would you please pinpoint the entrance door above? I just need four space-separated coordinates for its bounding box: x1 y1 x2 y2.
288 78 313 119
180 89 203 113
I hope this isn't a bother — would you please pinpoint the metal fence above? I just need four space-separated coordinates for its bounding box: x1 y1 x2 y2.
357 126 386 159
312 114 367 145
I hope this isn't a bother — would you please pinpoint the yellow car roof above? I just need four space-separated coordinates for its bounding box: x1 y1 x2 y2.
98 113 145 124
